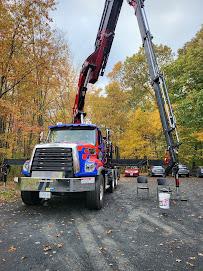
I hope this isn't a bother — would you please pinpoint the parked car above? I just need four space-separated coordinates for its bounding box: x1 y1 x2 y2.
149 166 165 177
196 166 203 178
124 166 139 177
173 164 190 177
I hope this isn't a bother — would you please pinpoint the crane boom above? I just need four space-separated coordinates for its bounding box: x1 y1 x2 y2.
127 0 180 175
73 0 123 123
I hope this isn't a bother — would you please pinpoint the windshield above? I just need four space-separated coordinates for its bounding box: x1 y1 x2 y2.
47 128 96 145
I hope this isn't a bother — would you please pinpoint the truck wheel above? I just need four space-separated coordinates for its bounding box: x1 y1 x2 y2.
86 175 104 210
21 191 42 205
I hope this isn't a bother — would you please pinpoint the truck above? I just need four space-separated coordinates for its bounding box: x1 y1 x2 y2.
15 0 181 209
17 124 119 209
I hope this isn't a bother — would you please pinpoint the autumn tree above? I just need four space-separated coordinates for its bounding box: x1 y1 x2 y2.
86 82 130 143
119 107 163 159
0 0 75 159
165 26 203 164
108 45 174 109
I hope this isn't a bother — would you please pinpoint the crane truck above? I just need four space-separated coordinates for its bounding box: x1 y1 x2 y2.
15 0 180 209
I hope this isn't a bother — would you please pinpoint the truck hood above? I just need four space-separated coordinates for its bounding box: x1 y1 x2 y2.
34 142 77 149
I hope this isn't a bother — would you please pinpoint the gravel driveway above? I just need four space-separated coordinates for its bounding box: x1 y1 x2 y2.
0 176 202 271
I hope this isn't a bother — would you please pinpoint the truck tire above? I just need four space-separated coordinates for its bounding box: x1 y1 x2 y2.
21 191 42 205
86 175 104 210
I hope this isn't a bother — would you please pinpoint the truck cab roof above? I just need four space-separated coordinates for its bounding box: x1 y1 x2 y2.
49 123 98 130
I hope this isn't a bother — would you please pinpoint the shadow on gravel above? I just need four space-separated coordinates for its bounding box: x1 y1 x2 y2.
19 193 88 215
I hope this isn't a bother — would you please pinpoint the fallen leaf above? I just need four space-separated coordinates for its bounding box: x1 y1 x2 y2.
8 246 16 252
57 243 63 248
43 245 52 252
176 259 181 262
186 262 194 267
99 247 106 251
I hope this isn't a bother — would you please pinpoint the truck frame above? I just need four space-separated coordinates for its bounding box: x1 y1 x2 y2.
15 0 180 209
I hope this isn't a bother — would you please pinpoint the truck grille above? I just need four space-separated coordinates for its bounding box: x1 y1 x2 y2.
31 147 73 177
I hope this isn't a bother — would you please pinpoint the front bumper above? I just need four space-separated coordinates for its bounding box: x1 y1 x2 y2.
152 172 165 176
14 177 95 193
125 173 139 177
178 171 189 175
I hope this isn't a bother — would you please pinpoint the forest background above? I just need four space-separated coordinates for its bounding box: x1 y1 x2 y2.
0 0 202 167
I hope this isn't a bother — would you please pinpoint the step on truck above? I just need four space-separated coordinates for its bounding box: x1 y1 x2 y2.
15 123 119 209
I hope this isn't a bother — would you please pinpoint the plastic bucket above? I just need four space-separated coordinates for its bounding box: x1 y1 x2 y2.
159 192 170 209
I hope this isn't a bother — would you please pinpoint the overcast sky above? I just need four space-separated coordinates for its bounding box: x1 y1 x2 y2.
52 0 202 88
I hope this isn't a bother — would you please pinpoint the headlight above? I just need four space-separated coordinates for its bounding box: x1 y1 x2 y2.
85 162 96 172
23 160 31 172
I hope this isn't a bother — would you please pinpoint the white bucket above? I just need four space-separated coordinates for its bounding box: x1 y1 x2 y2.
159 193 170 209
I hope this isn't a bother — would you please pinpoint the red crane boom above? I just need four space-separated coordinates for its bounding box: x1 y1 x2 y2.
73 0 123 123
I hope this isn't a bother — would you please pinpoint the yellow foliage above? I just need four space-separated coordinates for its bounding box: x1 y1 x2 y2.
119 108 163 158
193 130 203 142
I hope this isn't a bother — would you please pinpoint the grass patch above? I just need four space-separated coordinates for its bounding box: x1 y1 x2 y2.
0 181 20 203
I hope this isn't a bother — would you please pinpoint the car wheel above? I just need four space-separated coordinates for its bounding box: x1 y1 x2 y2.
86 175 104 210
21 191 42 205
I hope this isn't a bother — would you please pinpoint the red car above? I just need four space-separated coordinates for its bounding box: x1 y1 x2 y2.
124 167 139 177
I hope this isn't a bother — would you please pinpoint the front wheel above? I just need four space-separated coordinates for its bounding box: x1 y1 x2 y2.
86 175 104 210
21 191 42 205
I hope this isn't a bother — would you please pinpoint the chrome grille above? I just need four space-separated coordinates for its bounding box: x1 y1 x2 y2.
31 147 73 177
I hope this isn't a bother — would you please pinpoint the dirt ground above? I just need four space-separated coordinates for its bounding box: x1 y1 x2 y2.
0 176 203 271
